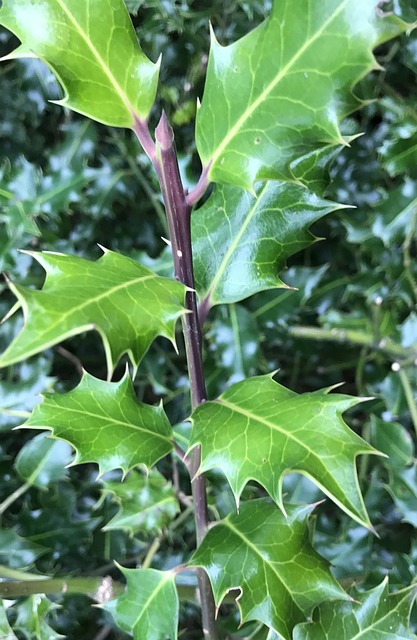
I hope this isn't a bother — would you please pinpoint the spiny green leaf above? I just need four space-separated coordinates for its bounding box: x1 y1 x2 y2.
189 374 379 528
193 181 341 308
293 577 417 639
105 566 179 640
190 499 348 639
0 0 159 127
0 601 18 640
14 595 63 640
101 469 179 535
0 249 186 376
196 0 407 190
20 371 173 475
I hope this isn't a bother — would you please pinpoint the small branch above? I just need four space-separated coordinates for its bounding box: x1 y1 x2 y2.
56 345 83 376
0 576 237 605
290 325 417 364
0 482 30 516
186 163 212 208
154 111 218 640
132 115 156 162
0 576 124 600
142 536 162 570
92 626 112 640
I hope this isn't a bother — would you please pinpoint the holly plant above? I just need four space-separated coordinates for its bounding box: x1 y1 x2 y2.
0 1 416 639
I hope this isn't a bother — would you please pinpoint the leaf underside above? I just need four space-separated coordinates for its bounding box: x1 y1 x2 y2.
21 371 173 475
190 374 379 528
0 0 159 126
196 0 407 189
0 249 186 376
193 180 343 308
191 499 348 639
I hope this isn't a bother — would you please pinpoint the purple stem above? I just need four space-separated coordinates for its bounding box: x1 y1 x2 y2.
186 162 212 207
153 112 218 640
132 115 156 161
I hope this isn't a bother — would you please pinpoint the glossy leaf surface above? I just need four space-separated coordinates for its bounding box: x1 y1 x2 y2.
15 596 63 640
293 578 417 639
193 181 341 307
191 499 347 639
196 0 405 189
0 601 18 640
105 566 179 640
0 250 186 375
0 0 159 126
0 530 46 570
190 374 378 527
102 469 179 535
21 371 173 475
15 432 72 490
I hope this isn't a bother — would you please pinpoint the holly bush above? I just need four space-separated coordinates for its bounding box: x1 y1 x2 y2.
0 1 417 639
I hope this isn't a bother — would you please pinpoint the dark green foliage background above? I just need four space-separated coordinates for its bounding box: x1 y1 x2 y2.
0 1 416 638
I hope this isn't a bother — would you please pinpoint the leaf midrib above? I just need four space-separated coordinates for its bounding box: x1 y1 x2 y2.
202 182 269 303
132 574 172 630
208 0 348 168
223 518 301 623
39 404 171 443
218 396 317 460
24 273 156 336
54 0 134 115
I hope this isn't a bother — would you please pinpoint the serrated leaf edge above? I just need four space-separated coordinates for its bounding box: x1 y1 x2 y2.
16 370 174 477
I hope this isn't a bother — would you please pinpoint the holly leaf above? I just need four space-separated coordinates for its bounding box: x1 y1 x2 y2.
14 595 63 640
0 249 186 376
20 371 173 475
0 530 47 570
101 469 179 535
190 499 348 639
293 578 417 639
189 374 379 528
105 566 179 640
0 601 19 640
196 0 406 190
15 432 73 490
193 181 342 308
0 0 159 127
378 98 417 178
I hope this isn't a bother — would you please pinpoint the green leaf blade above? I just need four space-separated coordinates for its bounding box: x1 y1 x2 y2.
293 578 417 639
189 375 378 528
15 432 72 490
102 469 179 535
21 372 173 475
193 181 341 307
0 0 159 127
0 250 186 375
191 499 347 639
196 0 407 189
105 566 179 640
